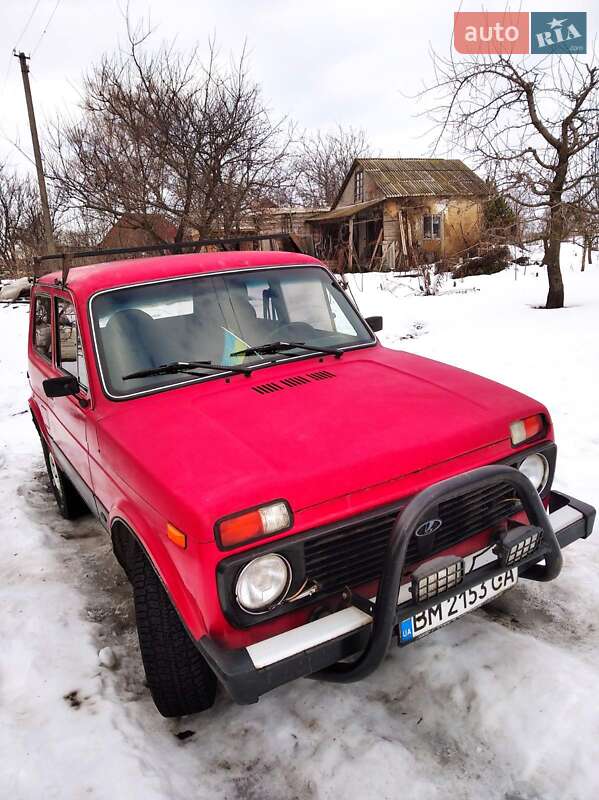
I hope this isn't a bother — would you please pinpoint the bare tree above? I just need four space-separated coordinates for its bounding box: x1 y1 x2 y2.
0 164 26 271
567 142 599 269
290 126 370 208
423 53 599 308
51 25 293 241
0 163 51 273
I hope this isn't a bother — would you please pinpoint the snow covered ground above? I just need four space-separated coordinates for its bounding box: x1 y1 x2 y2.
1 243 598 800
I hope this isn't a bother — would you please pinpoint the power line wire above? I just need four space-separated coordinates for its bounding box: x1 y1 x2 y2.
0 0 44 158
1 0 42 102
31 0 62 56
13 0 43 50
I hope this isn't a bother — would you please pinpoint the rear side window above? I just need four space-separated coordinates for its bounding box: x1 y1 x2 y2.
56 298 88 389
33 294 52 360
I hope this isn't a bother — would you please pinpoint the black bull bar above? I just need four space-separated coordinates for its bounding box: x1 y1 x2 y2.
315 464 562 683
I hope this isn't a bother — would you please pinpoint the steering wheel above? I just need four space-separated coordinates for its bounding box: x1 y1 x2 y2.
268 321 316 340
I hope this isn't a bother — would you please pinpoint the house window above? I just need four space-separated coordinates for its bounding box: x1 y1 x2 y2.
56 297 88 389
423 213 442 240
354 170 364 203
33 294 52 360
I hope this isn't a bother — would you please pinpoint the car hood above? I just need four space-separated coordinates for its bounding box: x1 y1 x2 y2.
97 348 547 538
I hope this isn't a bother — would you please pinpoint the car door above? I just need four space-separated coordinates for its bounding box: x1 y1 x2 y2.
29 289 55 435
45 291 94 502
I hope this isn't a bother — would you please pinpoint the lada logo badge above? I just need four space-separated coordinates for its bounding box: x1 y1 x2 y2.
414 518 443 556
415 519 443 537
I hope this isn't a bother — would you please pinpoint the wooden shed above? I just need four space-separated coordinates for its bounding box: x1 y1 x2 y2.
308 158 489 271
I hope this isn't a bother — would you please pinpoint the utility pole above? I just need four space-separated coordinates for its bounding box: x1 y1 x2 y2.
14 51 56 255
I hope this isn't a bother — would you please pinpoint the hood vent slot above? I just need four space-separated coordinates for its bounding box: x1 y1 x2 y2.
307 370 335 381
252 370 336 395
252 382 283 395
281 375 311 388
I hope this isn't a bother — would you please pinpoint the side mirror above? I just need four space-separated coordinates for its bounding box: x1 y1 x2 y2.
43 375 80 398
365 315 383 333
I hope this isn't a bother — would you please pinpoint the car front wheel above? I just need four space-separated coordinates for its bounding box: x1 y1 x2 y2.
129 543 217 717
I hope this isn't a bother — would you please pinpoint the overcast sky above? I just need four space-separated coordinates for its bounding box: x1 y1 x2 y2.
0 0 596 175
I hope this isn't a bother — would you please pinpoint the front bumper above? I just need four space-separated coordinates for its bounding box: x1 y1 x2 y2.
198 471 595 705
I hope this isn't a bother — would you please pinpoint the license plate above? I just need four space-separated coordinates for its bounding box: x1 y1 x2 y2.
398 568 518 644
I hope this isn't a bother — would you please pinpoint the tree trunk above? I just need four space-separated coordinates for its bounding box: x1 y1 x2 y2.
581 238 586 271
174 221 185 244
545 239 564 308
545 194 565 309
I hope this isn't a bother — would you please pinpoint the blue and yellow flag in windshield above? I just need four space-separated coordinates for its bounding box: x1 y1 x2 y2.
221 328 252 366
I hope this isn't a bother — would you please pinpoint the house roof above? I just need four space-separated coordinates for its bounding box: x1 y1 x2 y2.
100 213 178 247
333 158 488 208
265 207 324 216
308 198 382 223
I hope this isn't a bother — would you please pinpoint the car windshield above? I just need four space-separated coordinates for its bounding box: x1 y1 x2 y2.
91 266 374 398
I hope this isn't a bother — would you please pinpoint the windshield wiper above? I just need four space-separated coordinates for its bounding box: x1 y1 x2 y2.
122 360 251 380
230 341 343 359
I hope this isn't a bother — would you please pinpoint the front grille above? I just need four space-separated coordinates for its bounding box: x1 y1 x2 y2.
303 482 518 594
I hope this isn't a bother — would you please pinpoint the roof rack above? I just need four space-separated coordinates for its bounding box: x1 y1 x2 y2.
32 233 303 286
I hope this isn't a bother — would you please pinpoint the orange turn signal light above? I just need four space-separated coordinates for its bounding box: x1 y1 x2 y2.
510 414 544 446
216 501 292 549
166 523 187 549
219 510 263 547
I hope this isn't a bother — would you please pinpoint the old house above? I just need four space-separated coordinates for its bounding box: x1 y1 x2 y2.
308 158 489 270
99 214 178 250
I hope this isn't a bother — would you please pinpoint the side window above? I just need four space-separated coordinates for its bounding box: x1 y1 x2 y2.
279 275 334 331
56 298 88 389
242 278 276 321
325 287 356 335
33 294 52 360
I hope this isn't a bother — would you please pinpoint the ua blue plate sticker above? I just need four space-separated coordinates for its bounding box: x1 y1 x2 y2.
400 618 414 642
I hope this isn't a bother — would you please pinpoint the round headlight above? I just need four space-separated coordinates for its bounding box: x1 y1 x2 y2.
235 554 291 613
518 453 549 492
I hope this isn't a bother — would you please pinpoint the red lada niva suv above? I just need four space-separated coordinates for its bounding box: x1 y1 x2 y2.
28 250 595 716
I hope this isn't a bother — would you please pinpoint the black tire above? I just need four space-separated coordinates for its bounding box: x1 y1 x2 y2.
40 436 88 520
129 544 217 717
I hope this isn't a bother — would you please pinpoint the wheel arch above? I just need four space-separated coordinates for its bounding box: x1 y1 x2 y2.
109 511 208 640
